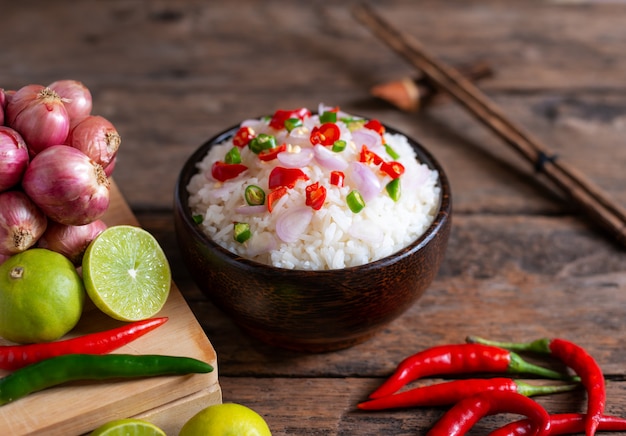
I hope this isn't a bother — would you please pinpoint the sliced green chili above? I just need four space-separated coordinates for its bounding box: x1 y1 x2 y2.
341 117 366 131
192 214 203 224
224 146 242 164
234 222 252 243
320 111 337 123
385 144 400 160
284 118 303 132
386 178 401 202
248 133 277 154
244 185 265 205
346 190 366 213
0 354 213 406
332 139 347 152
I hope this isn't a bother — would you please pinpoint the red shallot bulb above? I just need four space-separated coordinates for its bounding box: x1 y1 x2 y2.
5 84 70 156
66 115 121 168
38 219 107 265
0 190 48 256
0 126 29 192
0 89 6 126
22 145 110 226
47 79 92 122
104 155 117 177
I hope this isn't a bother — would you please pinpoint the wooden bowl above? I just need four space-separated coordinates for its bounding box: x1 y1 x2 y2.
174 123 452 352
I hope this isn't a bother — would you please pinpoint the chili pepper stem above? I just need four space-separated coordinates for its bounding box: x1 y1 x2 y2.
514 380 579 396
467 336 552 353
508 351 580 382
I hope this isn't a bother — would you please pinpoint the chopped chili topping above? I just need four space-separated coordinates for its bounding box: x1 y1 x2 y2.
233 222 251 243
267 187 288 212
310 122 341 146
269 108 311 130
244 185 266 205
360 145 384 166
225 146 242 164
305 182 327 210
381 161 405 179
319 111 337 124
249 133 277 154
332 139 346 153
346 190 366 213
330 171 345 187
211 161 247 182
192 214 203 224
258 143 287 161
385 144 400 160
386 178 401 201
284 118 303 132
268 167 309 189
364 119 385 136
233 126 255 148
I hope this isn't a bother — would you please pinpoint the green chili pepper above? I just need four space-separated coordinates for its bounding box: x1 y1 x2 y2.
319 111 337 123
341 117 365 131
284 118 303 132
234 222 252 243
248 133 276 154
225 146 242 164
192 214 203 224
384 144 400 160
346 190 366 213
244 185 265 205
332 139 347 152
0 354 213 406
386 178 401 201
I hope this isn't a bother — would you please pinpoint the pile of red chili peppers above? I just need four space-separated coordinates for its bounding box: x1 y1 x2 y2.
358 336 624 435
0 317 214 406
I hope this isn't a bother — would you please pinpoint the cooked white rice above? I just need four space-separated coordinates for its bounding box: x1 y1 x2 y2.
187 106 440 270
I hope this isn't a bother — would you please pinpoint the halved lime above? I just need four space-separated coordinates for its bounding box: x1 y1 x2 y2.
89 418 166 436
82 225 171 321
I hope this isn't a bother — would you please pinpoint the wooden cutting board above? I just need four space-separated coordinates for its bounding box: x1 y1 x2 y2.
0 180 221 436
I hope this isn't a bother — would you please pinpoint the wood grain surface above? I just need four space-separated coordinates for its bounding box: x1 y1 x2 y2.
2 1 626 434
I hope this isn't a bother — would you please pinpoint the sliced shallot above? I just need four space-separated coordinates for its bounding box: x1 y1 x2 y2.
0 190 48 256
275 206 314 243
348 161 382 202
277 149 314 168
313 144 348 171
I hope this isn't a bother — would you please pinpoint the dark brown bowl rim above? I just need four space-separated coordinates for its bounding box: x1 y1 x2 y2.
174 119 452 275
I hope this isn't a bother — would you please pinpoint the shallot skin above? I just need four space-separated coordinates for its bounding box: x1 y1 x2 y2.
48 79 92 122
0 126 29 192
6 85 70 156
0 190 48 256
38 219 107 265
66 115 121 168
22 145 110 226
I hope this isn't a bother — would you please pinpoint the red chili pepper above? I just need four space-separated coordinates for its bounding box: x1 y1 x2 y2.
0 317 168 371
359 145 384 166
358 377 578 411
489 413 626 436
210 161 248 182
330 170 344 187
258 143 286 161
369 343 574 399
232 126 256 147
426 391 551 436
364 119 385 137
269 108 311 130
305 182 327 210
380 161 405 179
267 187 288 212
268 167 309 189
467 336 605 436
310 122 341 146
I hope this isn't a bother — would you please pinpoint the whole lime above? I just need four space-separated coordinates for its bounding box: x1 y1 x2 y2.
179 403 272 436
0 248 85 343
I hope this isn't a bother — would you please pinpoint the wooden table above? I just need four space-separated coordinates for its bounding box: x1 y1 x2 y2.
3 1 626 434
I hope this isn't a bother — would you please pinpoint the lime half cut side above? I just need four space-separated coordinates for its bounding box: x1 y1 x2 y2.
89 418 166 436
82 225 171 321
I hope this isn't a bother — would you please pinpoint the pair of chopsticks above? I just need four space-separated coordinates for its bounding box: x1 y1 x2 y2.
354 4 626 247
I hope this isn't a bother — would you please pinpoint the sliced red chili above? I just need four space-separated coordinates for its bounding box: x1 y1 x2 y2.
258 143 286 161
330 171 345 187
364 119 385 136
233 126 255 147
268 167 309 189
210 161 248 182
359 145 383 166
310 122 341 146
305 182 327 210
269 108 311 130
267 187 288 212
380 161 405 179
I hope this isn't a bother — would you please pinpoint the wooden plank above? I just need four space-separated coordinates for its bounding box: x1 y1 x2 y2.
0 181 221 435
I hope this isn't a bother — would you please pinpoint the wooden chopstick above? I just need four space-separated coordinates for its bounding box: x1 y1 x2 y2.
354 3 626 247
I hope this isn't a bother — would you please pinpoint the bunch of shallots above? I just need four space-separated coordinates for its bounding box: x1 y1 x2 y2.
0 80 120 264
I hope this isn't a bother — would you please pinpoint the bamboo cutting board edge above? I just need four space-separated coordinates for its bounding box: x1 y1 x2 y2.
0 179 221 435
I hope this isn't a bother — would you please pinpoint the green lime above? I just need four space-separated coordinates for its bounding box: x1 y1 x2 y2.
82 225 171 322
179 403 272 436
89 418 166 436
0 248 85 344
